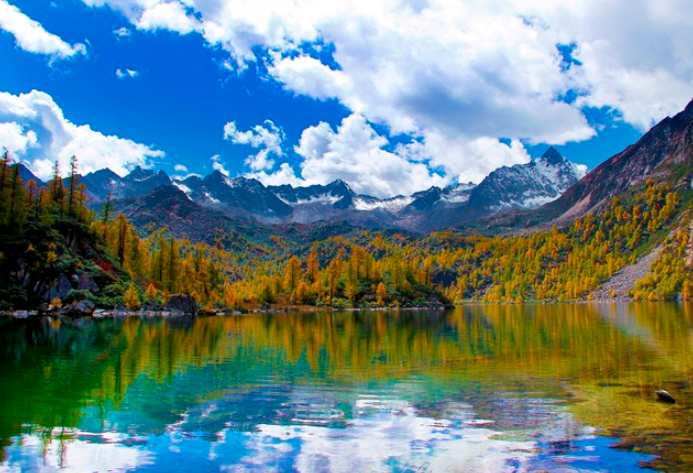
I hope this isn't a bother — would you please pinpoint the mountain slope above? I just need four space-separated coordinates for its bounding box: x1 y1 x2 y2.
113 186 240 243
16 163 44 187
187 171 292 222
540 99 693 223
405 147 584 231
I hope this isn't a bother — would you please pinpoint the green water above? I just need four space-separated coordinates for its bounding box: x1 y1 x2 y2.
1 303 692 472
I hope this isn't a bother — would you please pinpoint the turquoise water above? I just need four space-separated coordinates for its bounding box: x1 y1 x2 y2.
2 304 692 472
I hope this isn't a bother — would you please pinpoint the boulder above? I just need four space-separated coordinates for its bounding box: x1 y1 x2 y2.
165 294 197 316
60 300 96 317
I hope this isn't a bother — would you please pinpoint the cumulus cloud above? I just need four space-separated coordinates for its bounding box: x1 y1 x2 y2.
78 0 693 190
0 89 163 180
555 0 693 130
419 133 532 185
245 114 448 197
223 119 285 171
246 114 529 196
83 0 199 34
269 55 351 101
0 0 86 58
115 68 139 79
0 121 38 155
136 1 199 34
174 163 188 172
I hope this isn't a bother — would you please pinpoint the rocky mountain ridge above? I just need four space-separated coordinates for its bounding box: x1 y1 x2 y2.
489 97 693 231
18 147 583 233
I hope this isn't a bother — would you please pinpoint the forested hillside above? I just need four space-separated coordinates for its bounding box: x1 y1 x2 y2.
2 144 693 312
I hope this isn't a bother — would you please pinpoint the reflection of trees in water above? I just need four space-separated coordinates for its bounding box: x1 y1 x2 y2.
1 303 693 469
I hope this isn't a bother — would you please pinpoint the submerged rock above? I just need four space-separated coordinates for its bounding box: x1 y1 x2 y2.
655 390 676 404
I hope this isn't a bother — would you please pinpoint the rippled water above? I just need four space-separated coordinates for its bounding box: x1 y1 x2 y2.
1 303 693 472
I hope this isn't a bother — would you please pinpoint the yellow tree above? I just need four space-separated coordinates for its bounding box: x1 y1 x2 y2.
283 256 302 294
306 246 320 283
376 282 388 306
123 280 141 310
144 283 158 302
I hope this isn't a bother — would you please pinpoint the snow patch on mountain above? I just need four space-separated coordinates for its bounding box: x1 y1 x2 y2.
278 194 342 206
173 182 192 194
354 196 414 212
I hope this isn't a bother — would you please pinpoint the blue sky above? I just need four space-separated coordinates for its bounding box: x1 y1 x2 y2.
0 0 691 197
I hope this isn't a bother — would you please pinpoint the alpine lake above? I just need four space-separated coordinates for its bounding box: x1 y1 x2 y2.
2 303 693 473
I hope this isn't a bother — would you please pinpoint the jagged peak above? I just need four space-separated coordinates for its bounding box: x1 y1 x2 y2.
327 178 351 190
412 186 442 198
125 165 155 181
182 174 203 184
539 147 566 166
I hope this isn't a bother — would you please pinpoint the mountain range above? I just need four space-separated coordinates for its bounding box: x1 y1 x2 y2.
16 97 693 238
18 146 585 234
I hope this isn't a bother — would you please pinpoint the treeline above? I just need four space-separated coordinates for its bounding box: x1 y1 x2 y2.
224 181 691 306
1 151 692 311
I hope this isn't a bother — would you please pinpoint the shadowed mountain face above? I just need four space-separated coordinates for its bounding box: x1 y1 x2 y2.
531 98 693 225
16 163 43 187
65 146 582 233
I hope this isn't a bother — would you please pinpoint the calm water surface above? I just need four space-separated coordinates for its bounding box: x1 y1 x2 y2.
1 303 693 472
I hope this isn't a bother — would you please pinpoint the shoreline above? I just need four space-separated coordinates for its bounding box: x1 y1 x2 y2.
0 299 676 320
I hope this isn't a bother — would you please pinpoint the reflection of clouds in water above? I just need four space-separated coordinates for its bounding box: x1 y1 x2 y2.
0 432 152 473
223 403 536 473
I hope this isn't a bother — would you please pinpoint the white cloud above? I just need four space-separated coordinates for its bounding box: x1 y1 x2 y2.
113 26 131 38
78 1 693 135
249 114 529 196
78 0 693 191
0 89 163 180
223 119 285 171
174 163 188 172
115 68 139 79
250 162 307 188
0 121 38 155
83 1 199 34
536 0 693 130
0 0 86 58
420 133 532 185
210 154 229 176
249 114 448 197
136 1 199 34
269 55 351 101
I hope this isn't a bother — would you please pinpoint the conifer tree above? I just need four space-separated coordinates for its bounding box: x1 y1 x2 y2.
283 256 302 294
123 280 141 310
